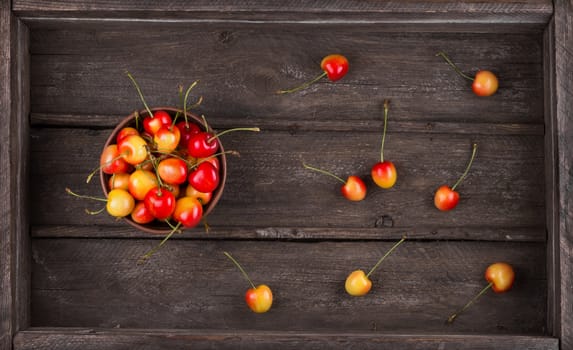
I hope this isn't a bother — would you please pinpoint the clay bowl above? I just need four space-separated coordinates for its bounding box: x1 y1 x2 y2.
100 107 226 234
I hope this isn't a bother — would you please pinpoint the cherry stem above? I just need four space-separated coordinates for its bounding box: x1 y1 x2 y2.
138 221 182 264
451 143 478 191
276 71 327 94
436 52 475 82
303 163 345 184
379 99 390 163
447 282 493 324
126 71 154 119
182 80 200 127
366 236 406 278
85 207 105 215
223 251 257 290
65 188 107 202
207 127 261 143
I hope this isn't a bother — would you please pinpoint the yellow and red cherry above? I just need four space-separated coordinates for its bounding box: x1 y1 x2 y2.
131 201 155 224
116 127 139 144
172 196 203 228
100 144 132 175
143 110 172 136
447 262 515 323
345 237 406 296
371 99 397 189
436 51 498 97
303 163 366 201
66 187 135 218
277 54 349 94
185 184 212 205
224 251 273 313
157 158 188 186
118 134 148 165
434 143 478 211
153 125 181 154
128 169 159 201
108 172 130 191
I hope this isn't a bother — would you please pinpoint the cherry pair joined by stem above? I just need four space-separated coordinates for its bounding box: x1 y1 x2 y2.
434 143 478 211
436 52 499 97
303 163 367 202
447 262 515 323
276 54 349 94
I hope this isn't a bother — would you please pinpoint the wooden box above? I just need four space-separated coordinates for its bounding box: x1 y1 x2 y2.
2 1 572 349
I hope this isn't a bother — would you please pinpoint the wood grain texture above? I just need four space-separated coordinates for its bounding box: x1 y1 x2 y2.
30 239 547 334
553 0 573 349
12 0 553 25
29 128 546 239
28 24 544 125
0 4 30 350
13 328 560 350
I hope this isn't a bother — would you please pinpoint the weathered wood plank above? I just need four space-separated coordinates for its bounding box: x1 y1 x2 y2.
13 0 553 25
0 4 30 350
28 25 544 125
29 128 546 238
553 0 573 349
13 328 560 350
30 239 547 334
30 113 545 136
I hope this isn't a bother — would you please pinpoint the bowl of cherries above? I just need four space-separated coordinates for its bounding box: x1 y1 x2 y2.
99 103 229 234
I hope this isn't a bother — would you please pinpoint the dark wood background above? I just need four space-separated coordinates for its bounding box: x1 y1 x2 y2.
3 0 572 349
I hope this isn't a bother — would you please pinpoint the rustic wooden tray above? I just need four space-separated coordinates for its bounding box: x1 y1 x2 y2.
1 1 572 349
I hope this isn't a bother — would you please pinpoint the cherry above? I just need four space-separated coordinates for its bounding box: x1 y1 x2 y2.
345 237 406 296
117 134 148 165
176 120 201 149
434 143 478 211
157 157 188 185
100 144 132 175
447 262 515 323
303 163 366 201
66 187 135 218
188 161 220 194
144 187 176 221
131 201 155 224
371 99 397 189
172 196 204 228
143 110 172 136
116 127 139 144
188 127 260 159
153 124 181 154
185 184 212 205
436 52 499 97
276 54 349 94
108 172 130 191
224 251 273 313
128 169 159 201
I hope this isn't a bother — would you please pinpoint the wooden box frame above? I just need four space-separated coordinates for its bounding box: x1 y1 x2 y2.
1 1 572 349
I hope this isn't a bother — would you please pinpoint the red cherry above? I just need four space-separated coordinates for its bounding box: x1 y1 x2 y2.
434 144 477 211
131 201 155 224
157 157 188 185
144 187 176 221
188 161 220 193
188 132 219 158
320 54 349 82
277 54 349 94
176 121 201 149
